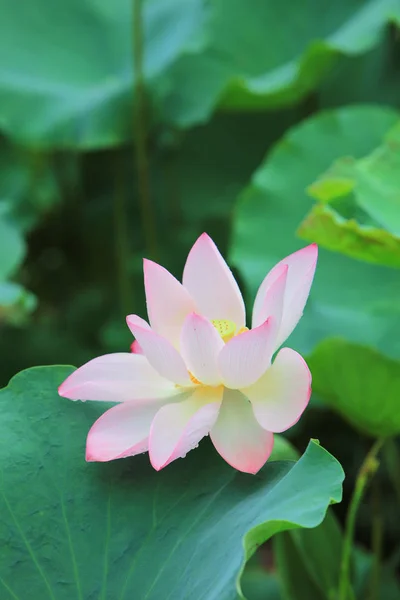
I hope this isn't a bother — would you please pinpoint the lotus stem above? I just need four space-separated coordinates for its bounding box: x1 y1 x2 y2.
133 0 158 260
337 437 385 600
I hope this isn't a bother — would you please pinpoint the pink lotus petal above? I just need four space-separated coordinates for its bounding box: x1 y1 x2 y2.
126 314 152 332
86 400 166 462
250 263 288 338
243 348 312 433
252 244 318 349
210 389 274 474
149 387 223 471
127 315 191 386
144 259 196 348
218 317 276 389
58 353 176 402
130 340 143 354
182 233 245 328
180 313 224 385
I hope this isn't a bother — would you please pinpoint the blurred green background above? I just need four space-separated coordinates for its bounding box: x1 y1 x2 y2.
1 0 400 597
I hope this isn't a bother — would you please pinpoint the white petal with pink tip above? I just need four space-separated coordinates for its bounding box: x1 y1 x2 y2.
251 263 288 335
58 353 176 402
86 400 166 462
252 244 318 349
210 389 274 474
243 348 311 433
183 233 245 328
180 313 224 385
149 387 223 470
218 318 276 389
127 315 191 386
144 259 196 347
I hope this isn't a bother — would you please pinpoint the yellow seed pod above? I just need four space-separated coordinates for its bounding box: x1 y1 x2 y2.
211 319 237 343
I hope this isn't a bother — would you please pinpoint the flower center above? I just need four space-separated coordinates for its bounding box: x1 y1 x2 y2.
211 319 248 342
211 319 236 342
189 372 202 385
188 320 249 386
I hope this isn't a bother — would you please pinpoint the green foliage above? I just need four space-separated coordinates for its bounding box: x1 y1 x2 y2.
0 213 35 325
165 0 400 125
270 435 299 462
308 122 400 235
0 215 25 280
0 147 41 324
298 203 400 269
0 0 399 146
287 511 343 597
0 282 37 325
0 141 60 231
0 366 343 600
319 29 400 108
241 569 282 600
0 0 205 147
231 105 400 360
274 508 343 600
275 527 400 600
0 1 400 597
298 121 400 267
274 531 327 600
353 548 400 599
308 338 400 438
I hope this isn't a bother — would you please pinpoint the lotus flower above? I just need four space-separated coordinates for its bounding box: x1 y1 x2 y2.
59 234 317 474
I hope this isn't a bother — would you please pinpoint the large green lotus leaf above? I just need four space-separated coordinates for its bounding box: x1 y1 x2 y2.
0 366 343 600
1 0 399 147
270 430 343 600
231 105 400 360
298 120 400 268
161 0 400 127
308 338 400 438
0 0 205 147
270 441 343 600
298 203 400 269
357 122 400 234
